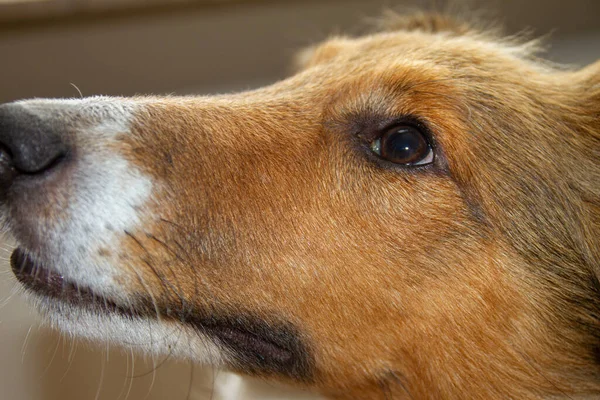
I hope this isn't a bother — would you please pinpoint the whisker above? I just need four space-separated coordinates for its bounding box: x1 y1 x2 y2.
143 351 158 400
388 370 415 400
157 217 188 233
20 324 34 364
129 347 176 378
145 232 207 320
186 360 195 400
124 230 183 308
94 343 108 400
40 333 61 378
125 347 135 400
60 336 78 382
69 83 84 99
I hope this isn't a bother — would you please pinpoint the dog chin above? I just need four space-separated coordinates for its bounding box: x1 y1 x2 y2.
27 289 228 366
11 246 227 365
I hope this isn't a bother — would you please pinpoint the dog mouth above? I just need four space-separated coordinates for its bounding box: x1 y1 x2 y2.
10 247 127 315
10 247 313 380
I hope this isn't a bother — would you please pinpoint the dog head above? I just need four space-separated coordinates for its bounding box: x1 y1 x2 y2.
4 13 600 399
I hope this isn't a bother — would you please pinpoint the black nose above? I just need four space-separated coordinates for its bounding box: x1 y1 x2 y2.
0 103 68 176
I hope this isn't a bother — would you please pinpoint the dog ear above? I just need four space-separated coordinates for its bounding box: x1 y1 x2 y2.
572 60 600 277
293 37 351 72
582 60 600 113
294 12 477 72
377 10 473 35
576 60 600 139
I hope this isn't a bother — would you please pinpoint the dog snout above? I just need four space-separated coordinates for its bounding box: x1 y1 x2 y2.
0 103 69 186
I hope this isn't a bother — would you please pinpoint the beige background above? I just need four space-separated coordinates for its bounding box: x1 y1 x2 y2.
0 1 599 399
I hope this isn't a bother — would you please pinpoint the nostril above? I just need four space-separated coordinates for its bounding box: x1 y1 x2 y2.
0 144 16 181
0 143 14 169
13 145 68 175
0 103 69 178
0 144 17 198
22 151 68 175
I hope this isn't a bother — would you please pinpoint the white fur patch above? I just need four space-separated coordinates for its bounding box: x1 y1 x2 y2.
46 152 152 298
8 97 225 368
30 293 227 365
15 96 135 126
11 97 152 300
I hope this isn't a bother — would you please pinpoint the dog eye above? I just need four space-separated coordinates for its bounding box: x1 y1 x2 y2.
370 125 434 166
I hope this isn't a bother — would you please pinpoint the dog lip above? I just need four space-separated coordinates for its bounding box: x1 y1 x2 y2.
10 249 313 379
10 248 125 314
11 248 65 293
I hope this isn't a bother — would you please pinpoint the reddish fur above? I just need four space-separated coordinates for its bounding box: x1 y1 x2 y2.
100 13 600 398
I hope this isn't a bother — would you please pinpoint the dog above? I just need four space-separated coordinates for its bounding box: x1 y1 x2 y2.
2 11 599 399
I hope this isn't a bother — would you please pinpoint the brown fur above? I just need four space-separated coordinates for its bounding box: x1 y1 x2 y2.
58 13 600 399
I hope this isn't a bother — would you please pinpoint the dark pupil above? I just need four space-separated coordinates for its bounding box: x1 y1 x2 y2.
381 126 427 164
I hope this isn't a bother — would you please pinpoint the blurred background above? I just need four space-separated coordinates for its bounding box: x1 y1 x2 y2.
0 0 598 399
